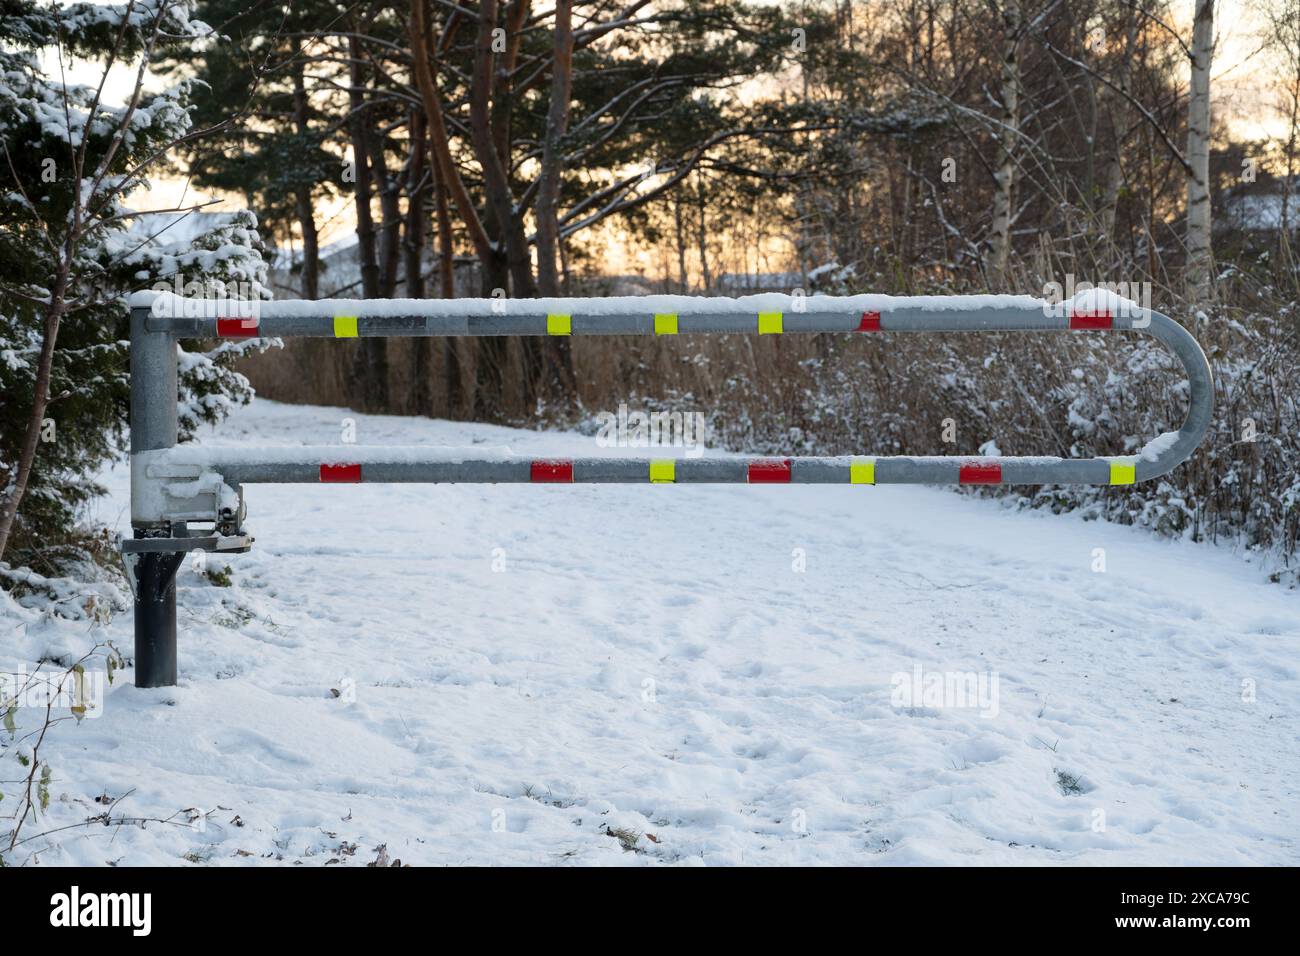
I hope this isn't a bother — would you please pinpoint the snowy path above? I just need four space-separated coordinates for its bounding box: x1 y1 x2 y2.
5 400 1297 865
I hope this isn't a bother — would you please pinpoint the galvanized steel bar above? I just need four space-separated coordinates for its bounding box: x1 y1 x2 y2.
135 295 1212 486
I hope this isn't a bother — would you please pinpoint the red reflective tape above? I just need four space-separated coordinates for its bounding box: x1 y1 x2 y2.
320 463 361 482
857 310 882 332
530 459 573 482
748 458 792 483
959 461 1002 484
216 317 260 339
1069 311 1112 330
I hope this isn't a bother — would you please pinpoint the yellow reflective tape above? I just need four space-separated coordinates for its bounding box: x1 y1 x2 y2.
547 313 571 336
649 459 675 484
757 311 783 334
1109 457 1137 485
850 457 876 485
654 313 678 335
333 315 358 338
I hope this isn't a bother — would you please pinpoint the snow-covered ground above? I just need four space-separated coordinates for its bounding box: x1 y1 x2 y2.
3 400 1297 866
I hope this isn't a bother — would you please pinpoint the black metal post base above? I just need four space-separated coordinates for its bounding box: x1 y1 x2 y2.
133 551 184 688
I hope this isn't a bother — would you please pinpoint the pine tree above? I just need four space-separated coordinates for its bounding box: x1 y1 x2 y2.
0 0 272 570
160 0 344 299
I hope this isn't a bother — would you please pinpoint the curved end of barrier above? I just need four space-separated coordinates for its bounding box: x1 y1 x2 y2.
1129 311 1214 483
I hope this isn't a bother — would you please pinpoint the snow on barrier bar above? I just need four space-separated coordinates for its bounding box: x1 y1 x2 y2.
121 290 1213 687
140 290 1155 337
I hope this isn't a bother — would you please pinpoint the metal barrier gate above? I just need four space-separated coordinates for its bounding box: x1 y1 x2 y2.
122 291 1213 687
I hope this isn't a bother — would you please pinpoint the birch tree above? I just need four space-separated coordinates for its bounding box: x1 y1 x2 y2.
1186 0 1214 299
535 0 574 297
987 0 1024 283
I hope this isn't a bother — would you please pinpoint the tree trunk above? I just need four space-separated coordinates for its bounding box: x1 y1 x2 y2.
404 110 427 300
407 110 433 416
1283 78 1297 242
468 0 547 417
469 0 537 298
412 339 434 417
534 0 577 397
559 233 572 293
986 0 1022 285
695 175 712 290
475 254 512 420
1186 0 1214 301
674 196 689 291
291 53 320 300
346 35 388 412
535 0 573 296
412 0 495 420
410 0 492 264
293 189 320 300
0 269 69 561
492 1 530 166
347 37 380 301
1098 11 1137 241
371 134 403 299
431 154 462 417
